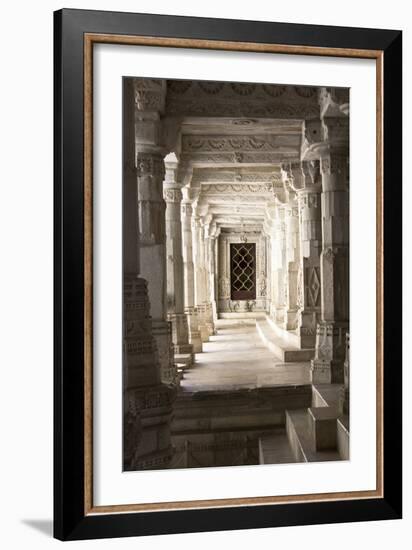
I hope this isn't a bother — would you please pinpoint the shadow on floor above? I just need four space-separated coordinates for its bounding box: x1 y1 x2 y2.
21 519 53 537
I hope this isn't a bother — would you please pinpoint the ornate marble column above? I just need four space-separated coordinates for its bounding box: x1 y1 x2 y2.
123 78 175 470
134 78 175 386
262 231 271 312
311 146 349 383
270 204 287 325
181 188 202 352
205 221 218 331
192 212 209 342
164 157 193 361
291 160 322 348
301 95 350 383
210 224 221 321
281 168 301 331
217 231 231 312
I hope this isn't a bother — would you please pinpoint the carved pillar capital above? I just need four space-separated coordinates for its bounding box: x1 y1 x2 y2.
320 150 349 192
136 151 166 247
321 116 349 150
181 200 193 218
163 187 183 203
133 78 166 113
133 78 168 154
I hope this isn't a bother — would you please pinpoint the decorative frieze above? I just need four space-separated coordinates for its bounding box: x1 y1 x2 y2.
201 183 275 194
180 151 299 164
167 80 317 100
182 134 300 153
192 169 282 185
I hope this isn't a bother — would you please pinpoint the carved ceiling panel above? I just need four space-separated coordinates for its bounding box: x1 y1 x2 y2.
165 81 320 119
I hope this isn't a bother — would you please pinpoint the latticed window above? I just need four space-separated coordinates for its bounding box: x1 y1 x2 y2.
230 243 256 300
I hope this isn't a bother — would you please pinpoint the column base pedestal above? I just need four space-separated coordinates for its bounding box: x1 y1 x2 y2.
189 332 202 353
184 307 203 353
205 303 215 337
283 308 299 331
174 353 193 369
196 304 210 342
124 383 176 471
298 311 318 348
310 358 344 384
198 326 210 343
311 322 347 384
152 320 177 386
174 343 193 355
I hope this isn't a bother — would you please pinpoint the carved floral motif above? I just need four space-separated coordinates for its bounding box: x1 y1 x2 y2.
163 188 183 203
294 86 317 98
198 81 225 94
231 83 256 96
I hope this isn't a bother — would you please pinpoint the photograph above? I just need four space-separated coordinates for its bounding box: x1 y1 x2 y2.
123 78 350 471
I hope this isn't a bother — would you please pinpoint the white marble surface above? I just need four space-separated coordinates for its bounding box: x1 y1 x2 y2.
181 320 310 392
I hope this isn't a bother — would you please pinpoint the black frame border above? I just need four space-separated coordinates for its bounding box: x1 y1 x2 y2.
54 8 402 541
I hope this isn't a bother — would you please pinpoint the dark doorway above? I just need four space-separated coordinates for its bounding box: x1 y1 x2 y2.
230 243 256 300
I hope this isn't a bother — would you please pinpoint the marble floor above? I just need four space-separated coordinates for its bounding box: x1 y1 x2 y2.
180 319 311 392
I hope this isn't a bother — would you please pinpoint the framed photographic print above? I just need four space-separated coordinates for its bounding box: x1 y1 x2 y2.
54 8 402 541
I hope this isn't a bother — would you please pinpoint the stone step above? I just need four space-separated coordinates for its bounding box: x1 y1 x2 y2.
308 407 338 451
312 384 342 409
256 319 314 362
218 312 266 321
337 416 350 460
259 431 297 465
172 385 312 434
286 409 341 463
174 353 192 368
